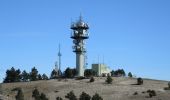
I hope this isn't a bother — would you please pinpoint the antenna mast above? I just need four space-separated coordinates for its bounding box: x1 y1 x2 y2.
58 44 62 75
70 15 89 76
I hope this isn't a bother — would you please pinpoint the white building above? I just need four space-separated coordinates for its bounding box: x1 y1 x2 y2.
92 64 111 76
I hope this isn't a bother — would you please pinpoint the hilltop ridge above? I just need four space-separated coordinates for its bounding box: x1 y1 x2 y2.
0 77 170 100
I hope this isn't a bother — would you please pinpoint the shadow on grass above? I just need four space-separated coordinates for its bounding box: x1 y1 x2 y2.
164 87 170 90
131 83 142 85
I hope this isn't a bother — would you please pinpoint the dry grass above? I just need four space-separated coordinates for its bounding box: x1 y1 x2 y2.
0 77 170 100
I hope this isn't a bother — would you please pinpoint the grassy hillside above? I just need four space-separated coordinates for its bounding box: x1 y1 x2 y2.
0 77 170 100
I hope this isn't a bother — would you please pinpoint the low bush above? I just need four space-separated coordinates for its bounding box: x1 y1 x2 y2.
79 92 91 100
56 97 63 100
89 77 95 82
147 90 156 98
137 77 143 85
105 75 113 84
163 82 170 90
92 93 103 100
128 72 133 78
32 88 48 100
15 89 24 100
142 91 145 94
168 81 170 88
164 87 170 90
133 91 138 95
65 91 77 100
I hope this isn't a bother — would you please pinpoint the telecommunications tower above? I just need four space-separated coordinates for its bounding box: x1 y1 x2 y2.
70 15 89 76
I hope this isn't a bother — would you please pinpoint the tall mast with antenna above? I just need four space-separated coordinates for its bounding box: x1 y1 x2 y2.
70 15 89 76
58 44 62 75
55 61 58 72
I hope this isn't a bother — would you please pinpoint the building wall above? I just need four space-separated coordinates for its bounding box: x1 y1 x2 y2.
92 64 111 76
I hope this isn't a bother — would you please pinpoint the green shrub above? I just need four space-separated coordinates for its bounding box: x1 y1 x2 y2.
147 90 156 98
30 67 39 81
128 72 133 77
111 69 126 77
164 82 170 90
137 77 143 85
142 91 145 94
105 75 113 84
92 93 103 100
79 92 91 100
32 88 40 99
56 97 63 100
164 87 170 90
40 93 48 100
50 69 58 79
3 67 22 83
42 74 49 80
65 91 77 100
84 69 96 77
90 77 95 82
15 89 24 100
133 91 138 95
32 88 48 100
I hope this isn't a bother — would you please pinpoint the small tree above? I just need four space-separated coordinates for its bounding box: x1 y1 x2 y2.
79 92 91 100
65 91 77 100
92 93 103 100
137 77 143 85
56 97 63 100
112 69 126 76
64 68 73 78
50 69 58 79
32 88 48 100
168 82 170 88
128 72 133 78
105 75 113 84
15 89 24 100
0 84 2 94
84 69 96 77
15 69 22 82
40 93 48 100
30 67 38 81
110 70 115 76
164 81 170 90
32 88 40 99
3 67 21 83
38 74 42 80
147 90 156 98
89 77 95 82
21 70 30 82
64 68 77 78
42 74 48 80
72 69 77 77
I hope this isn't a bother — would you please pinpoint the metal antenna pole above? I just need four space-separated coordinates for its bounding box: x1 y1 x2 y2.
58 44 62 75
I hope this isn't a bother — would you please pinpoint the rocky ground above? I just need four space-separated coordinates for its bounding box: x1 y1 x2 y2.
0 77 170 100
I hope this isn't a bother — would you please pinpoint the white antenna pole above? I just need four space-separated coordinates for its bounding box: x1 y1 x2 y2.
98 55 100 64
79 12 83 21
102 55 104 64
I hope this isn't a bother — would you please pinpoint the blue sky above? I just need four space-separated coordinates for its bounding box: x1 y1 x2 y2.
0 0 170 82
